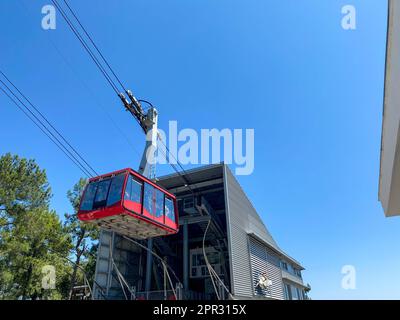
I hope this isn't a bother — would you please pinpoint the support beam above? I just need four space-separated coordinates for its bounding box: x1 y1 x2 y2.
179 214 211 226
183 223 189 293
138 108 158 178
145 238 153 292
167 178 224 194
140 107 158 292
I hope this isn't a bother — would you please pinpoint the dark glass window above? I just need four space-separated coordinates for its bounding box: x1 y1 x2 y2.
196 254 205 266
208 252 219 264
287 284 293 300
291 286 299 300
144 183 155 215
80 182 98 211
124 175 142 203
131 178 142 203
106 174 125 206
93 179 111 209
124 175 132 200
155 189 164 218
165 197 175 222
296 288 302 300
284 284 291 300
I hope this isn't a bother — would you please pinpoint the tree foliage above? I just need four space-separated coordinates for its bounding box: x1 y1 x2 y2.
64 178 99 299
0 153 51 212
0 153 72 299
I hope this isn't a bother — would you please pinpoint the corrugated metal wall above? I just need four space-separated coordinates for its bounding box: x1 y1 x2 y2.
249 237 284 300
224 166 252 297
223 165 284 299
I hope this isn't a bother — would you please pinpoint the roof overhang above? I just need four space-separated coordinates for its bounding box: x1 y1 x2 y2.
379 0 400 217
157 163 224 191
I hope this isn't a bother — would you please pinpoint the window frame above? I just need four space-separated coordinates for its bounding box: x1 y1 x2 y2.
92 178 112 210
143 182 156 217
106 173 126 207
123 174 144 215
164 196 176 224
79 181 99 211
155 187 165 222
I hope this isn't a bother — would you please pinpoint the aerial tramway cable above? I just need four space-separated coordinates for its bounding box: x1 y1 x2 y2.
51 0 121 95
52 0 200 192
61 0 128 93
0 70 98 177
0 74 96 178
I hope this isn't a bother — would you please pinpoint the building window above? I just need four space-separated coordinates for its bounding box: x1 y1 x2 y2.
281 261 288 271
294 269 302 278
291 286 299 300
296 287 302 300
284 283 292 300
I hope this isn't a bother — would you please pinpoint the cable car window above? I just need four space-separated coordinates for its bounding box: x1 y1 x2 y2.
155 189 164 218
125 175 142 201
144 183 155 216
93 179 111 209
124 174 132 200
130 177 142 203
106 174 125 207
80 182 98 211
165 197 175 222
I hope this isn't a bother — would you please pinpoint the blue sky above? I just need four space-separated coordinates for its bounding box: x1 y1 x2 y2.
0 0 398 299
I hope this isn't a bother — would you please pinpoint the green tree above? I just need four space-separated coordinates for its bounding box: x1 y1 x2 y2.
0 153 50 212
0 153 71 299
64 178 99 299
82 243 98 289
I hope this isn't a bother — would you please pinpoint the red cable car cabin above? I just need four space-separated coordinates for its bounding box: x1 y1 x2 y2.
77 168 179 239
